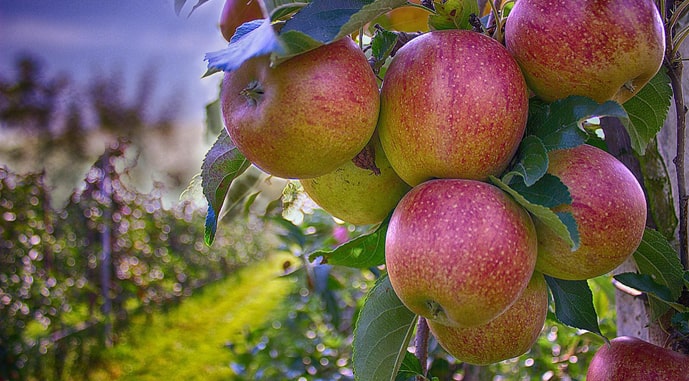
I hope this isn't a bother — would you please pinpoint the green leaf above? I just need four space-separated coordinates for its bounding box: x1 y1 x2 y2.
528 96 629 152
277 29 325 59
545 276 604 337
242 191 262 217
309 221 387 268
205 98 222 136
174 0 187 15
685 271 689 289
353 274 418 381
202 130 252 245
231 18 268 43
502 135 549 187
507 174 571 209
262 0 309 20
490 176 579 250
175 0 212 16
671 312 689 335
613 272 675 303
220 169 262 220
613 273 686 313
623 69 672 154
526 98 550 131
555 212 580 252
205 18 283 75
280 0 408 44
274 217 308 248
397 351 423 379
370 28 399 73
428 0 479 31
632 228 685 319
270 4 308 21
336 0 411 39
207 1 411 71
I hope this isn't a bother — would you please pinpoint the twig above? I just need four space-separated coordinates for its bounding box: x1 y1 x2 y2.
487 0 503 42
415 317 429 380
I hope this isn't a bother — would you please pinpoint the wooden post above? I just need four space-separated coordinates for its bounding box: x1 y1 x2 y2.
100 149 113 348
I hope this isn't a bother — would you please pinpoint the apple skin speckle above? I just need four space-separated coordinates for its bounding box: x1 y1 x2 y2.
386 179 538 328
378 30 529 186
534 144 647 280
428 272 549 365
222 37 380 179
587 336 689 381
505 0 665 104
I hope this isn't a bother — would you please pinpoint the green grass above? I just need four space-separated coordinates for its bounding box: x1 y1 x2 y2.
89 255 295 381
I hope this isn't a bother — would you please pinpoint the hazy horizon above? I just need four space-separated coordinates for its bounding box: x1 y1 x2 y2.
0 0 228 125
0 0 232 205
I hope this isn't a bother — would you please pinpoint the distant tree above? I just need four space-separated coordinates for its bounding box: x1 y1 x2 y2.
0 55 69 133
0 54 186 200
87 62 179 137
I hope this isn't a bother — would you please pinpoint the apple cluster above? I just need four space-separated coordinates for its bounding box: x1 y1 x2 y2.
219 0 666 368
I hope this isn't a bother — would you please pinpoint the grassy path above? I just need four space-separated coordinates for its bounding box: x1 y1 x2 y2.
90 255 294 381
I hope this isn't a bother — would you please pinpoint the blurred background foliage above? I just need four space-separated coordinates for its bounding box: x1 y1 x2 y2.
0 153 273 380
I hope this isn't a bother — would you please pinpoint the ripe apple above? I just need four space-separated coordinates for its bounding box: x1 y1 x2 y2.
428 272 548 365
219 0 265 42
386 179 538 327
504 0 665 104
587 336 689 381
300 133 411 225
534 144 647 280
377 30 529 186
221 37 380 179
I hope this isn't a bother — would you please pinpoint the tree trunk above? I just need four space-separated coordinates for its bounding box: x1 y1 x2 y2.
600 118 668 345
658 42 689 255
608 40 688 346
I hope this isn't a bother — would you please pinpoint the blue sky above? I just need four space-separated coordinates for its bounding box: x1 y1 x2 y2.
0 0 228 124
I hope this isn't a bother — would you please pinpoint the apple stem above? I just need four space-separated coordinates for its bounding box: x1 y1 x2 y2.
240 80 264 107
415 316 430 380
485 0 504 42
351 142 381 175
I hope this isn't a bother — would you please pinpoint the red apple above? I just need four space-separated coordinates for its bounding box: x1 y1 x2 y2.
587 336 689 381
534 144 647 280
221 38 380 179
505 0 665 103
386 179 538 327
428 272 548 365
378 30 529 186
300 133 411 225
219 0 265 42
